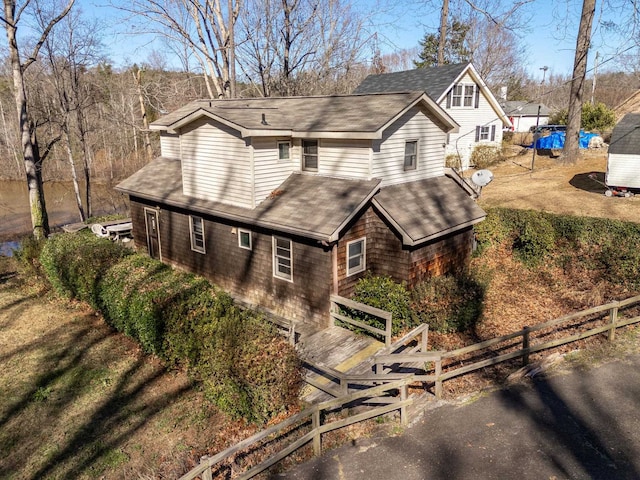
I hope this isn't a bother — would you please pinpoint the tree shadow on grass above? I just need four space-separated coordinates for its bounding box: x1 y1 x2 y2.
569 172 607 194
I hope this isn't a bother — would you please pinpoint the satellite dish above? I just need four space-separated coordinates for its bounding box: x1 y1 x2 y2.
471 169 494 188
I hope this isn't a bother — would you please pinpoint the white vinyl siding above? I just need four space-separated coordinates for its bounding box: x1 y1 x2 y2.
373 105 446 186
180 117 252 208
253 137 298 204
315 139 370 178
160 132 181 159
606 153 640 188
442 71 503 170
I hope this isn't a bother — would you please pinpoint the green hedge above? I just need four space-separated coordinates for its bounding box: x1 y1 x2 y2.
38 234 301 423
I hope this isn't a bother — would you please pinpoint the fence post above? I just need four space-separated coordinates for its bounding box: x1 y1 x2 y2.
330 299 337 327
201 456 213 480
312 409 322 456
522 326 530 366
609 306 619 342
400 383 409 426
385 313 392 347
421 325 429 352
340 377 349 396
434 358 442 398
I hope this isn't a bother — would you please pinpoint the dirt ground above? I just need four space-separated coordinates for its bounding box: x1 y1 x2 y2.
476 149 640 222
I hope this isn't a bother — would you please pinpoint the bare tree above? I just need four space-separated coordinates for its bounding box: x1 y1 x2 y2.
115 0 240 98
561 0 595 164
1 0 75 238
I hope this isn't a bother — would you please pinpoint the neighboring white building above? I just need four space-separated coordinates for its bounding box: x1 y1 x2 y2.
607 113 640 190
354 63 511 170
501 101 551 133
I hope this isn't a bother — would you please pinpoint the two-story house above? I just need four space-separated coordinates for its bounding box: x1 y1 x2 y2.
354 63 511 170
116 92 486 330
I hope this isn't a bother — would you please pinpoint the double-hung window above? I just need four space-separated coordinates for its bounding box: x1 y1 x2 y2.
302 139 318 171
346 238 366 276
189 216 206 254
451 84 463 107
273 236 293 281
404 140 418 170
463 85 475 107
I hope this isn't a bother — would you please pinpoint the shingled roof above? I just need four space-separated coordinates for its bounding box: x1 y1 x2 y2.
116 157 381 242
373 177 486 246
150 91 458 138
609 113 640 156
501 101 551 117
354 64 468 100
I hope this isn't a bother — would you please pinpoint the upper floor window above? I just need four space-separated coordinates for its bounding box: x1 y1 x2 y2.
450 83 478 108
238 228 252 250
404 140 418 170
189 215 206 254
273 236 293 281
278 140 291 162
346 238 366 276
302 139 318 171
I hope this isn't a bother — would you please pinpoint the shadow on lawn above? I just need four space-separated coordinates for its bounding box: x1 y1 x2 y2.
0 307 193 479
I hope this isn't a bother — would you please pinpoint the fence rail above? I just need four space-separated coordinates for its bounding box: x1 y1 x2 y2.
375 294 640 397
179 376 415 480
330 294 392 347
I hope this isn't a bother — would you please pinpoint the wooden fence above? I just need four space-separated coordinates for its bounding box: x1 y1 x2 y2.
178 376 415 480
330 294 393 347
374 294 640 397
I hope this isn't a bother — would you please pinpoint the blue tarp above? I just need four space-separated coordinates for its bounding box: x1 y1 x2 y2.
529 131 599 149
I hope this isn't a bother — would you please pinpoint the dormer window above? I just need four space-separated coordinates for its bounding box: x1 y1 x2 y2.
302 139 318 171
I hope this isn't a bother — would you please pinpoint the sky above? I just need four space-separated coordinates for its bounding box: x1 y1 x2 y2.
29 0 640 81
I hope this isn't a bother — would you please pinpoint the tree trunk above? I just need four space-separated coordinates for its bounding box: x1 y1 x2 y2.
133 68 153 161
561 0 595 164
63 124 86 222
4 0 49 238
438 0 449 66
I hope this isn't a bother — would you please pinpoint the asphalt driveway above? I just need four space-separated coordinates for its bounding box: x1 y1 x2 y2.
274 355 640 480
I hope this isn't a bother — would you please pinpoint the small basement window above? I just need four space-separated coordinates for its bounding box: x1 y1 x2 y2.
404 140 418 170
189 216 206 254
238 228 252 250
273 236 293 281
346 238 366 276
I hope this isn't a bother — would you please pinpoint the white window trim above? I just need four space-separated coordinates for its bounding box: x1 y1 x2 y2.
238 228 252 250
277 140 291 162
189 215 206 254
404 139 418 171
272 236 293 282
302 139 319 172
451 83 475 108
346 237 366 277
479 125 491 141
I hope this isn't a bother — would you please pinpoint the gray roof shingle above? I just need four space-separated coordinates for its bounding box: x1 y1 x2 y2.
500 101 551 117
373 177 486 245
151 92 445 135
609 113 640 155
353 64 469 100
116 157 380 242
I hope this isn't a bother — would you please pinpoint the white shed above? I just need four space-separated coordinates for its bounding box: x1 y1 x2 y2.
606 113 640 190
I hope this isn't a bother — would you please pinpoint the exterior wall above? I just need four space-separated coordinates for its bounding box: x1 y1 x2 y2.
511 115 549 133
441 72 504 170
315 139 371 178
373 105 447 186
160 132 181 159
180 117 253 208
252 136 298 204
336 207 473 298
606 153 640 188
129 197 333 329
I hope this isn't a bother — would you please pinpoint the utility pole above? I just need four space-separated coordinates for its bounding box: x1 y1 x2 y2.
591 51 599 104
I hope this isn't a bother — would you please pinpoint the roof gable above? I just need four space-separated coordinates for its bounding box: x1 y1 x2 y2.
150 92 458 139
354 64 510 127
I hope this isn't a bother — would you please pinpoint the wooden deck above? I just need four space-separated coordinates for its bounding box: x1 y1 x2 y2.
297 326 384 403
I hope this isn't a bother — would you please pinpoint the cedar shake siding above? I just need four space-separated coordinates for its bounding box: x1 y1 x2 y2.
337 207 475 298
130 197 333 328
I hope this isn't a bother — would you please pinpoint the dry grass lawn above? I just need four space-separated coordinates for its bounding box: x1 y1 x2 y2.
477 149 640 222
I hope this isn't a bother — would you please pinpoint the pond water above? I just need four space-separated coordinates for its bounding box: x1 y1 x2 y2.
0 180 129 254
